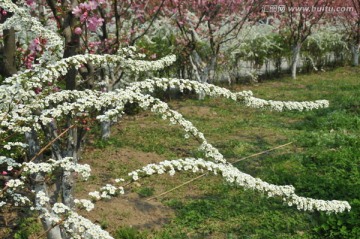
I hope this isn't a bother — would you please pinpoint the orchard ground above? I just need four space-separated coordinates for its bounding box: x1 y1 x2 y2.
5 66 360 238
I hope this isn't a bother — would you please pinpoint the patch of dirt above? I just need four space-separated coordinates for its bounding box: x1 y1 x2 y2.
84 146 167 166
80 192 174 233
76 147 176 234
177 106 217 117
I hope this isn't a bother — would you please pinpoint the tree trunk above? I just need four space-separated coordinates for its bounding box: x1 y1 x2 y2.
0 28 17 78
291 43 301 80
62 124 78 209
206 55 217 83
351 44 359 66
62 0 80 90
189 51 217 99
101 121 111 140
25 129 63 239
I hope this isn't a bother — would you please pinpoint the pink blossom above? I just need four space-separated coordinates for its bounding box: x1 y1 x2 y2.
87 16 104 31
25 0 35 6
79 3 89 10
34 87 42 94
29 38 40 52
72 6 83 17
74 27 82 35
88 41 101 47
80 12 88 23
87 1 98 10
1 171 8 175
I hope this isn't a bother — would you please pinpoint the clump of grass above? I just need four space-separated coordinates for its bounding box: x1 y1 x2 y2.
136 187 155 198
115 227 147 239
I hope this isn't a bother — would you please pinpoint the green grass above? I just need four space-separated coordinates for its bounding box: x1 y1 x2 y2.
85 66 360 238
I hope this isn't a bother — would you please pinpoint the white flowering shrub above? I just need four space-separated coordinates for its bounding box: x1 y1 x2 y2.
0 1 351 238
303 24 349 70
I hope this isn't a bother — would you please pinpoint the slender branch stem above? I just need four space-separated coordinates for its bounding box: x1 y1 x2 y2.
29 124 76 163
35 218 64 239
146 173 207 201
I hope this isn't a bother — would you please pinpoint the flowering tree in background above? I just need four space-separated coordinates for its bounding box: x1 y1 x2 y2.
0 1 354 238
337 0 360 66
265 0 335 79
161 0 264 84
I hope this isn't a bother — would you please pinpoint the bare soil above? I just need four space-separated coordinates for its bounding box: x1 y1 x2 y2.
77 147 176 234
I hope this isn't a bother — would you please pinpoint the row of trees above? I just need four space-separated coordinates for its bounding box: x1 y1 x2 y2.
0 0 359 84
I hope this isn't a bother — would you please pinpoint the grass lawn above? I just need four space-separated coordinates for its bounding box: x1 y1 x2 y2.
78 66 360 239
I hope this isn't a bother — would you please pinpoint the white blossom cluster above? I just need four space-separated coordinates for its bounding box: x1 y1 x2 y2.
0 172 30 208
129 158 351 214
3 142 28 150
0 156 20 169
32 189 113 238
0 55 177 134
42 203 114 239
1 53 176 98
0 156 92 210
0 0 64 62
52 158 91 180
88 191 102 200
88 184 125 201
1 84 227 169
126 78 238 100
22 157 91 180
115 178 125 183
287 195 351 214
125 77 329 112
74 199 95 212
242 97 330 112
36 191 50 207
22 162 53 174
0 192 30 208
10 193 31 206
64 212 114 239
5 179 24 188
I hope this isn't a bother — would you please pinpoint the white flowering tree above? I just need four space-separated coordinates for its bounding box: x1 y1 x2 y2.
0 1 351 239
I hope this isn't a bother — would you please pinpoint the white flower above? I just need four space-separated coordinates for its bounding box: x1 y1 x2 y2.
115 178 125 183
89 191 101 201
74 199 95 212
6 179 24 188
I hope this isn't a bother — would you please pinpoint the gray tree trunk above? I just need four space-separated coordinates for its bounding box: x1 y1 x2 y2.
25 129 63 239
101 121 111 140
62 125 78 209
351 44 359 66
189 51 217 99
291 43 301 79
